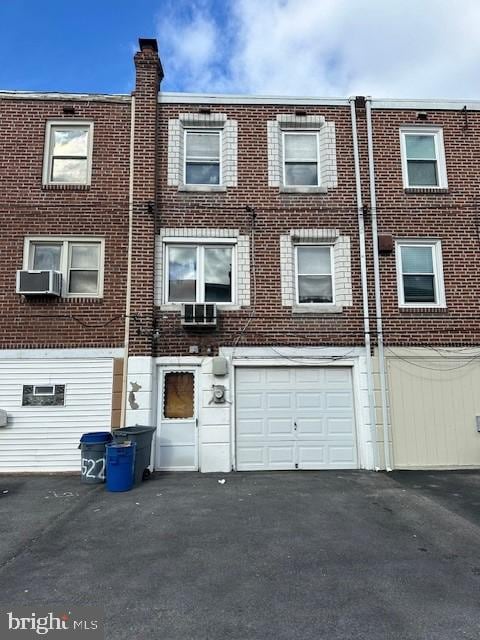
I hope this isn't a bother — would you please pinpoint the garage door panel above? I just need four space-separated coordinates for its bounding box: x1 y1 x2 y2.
326 392 353 409
295 368 323 383
266 392 292 409
237 442 296 470
236 392 263 410
325 368 352 385
296 417 325 437
295 392 324 409
265 368 292 384
235 367 357 471
236 419 264 437
297 444 325 467
268 418 294 437
329 445 356 464
327 417 355 437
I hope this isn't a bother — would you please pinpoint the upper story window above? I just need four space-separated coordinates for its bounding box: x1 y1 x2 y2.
43 121 93 186
400 127 447 189
25 237 104 297
267 115 337 194
295 245 334 304
165 243 234 304
396 240 445 308
283 132 320 187
184 130 221 185
168 113 237 191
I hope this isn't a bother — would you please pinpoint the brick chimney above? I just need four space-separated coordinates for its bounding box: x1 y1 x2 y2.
129 38 163 355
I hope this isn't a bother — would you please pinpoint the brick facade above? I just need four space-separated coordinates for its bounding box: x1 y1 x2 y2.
154 101 365 357
369 106 480 346
0 95 131 349
2 40 480 379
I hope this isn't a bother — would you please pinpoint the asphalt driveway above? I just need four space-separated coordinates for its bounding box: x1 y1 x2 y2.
0 470 480 640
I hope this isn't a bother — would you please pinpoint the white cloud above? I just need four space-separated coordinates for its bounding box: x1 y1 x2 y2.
156 0 480 99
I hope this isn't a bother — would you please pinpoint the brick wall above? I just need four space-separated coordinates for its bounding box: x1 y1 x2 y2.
0 96 131 349
153 102 366 357
370 107 480 346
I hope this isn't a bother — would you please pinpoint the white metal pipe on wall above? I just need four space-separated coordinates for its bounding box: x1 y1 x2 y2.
365 98 392 471
349 98 379 470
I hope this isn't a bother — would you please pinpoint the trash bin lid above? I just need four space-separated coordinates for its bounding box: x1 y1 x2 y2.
114 425 157 435
80 431 113 444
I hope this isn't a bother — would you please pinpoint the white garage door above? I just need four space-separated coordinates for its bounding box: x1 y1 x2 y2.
235 367 357 471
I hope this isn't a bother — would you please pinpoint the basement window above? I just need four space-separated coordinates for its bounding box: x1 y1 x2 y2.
22 385 65 406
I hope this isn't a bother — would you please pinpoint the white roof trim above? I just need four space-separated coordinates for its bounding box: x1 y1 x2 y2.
158 92 350 106
0 91 131 103
371 98 480 111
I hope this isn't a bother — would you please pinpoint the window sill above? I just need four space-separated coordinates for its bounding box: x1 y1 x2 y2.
279 186 328 194
160 303 240 311
404 187 449 194
399 306 447 313
42 184 91 191
292 304 343 314
20 296 104 304
178 185 227 193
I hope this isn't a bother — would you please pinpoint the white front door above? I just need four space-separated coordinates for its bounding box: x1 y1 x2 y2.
235 366 357 471
156 367 198 471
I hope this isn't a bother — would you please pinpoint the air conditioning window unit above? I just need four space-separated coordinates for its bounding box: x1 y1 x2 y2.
16 270 62 296
181 303 217 327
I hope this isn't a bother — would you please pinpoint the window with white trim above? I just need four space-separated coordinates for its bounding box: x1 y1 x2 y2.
396 240 445 307
283 131 320 187
25 238 104 297
184 130 221 185
43 121 93 185
295 245 334 304
400 128 447 189
165 243 234 303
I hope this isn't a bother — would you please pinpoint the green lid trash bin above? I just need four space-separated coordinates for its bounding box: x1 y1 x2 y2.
112 426 156 484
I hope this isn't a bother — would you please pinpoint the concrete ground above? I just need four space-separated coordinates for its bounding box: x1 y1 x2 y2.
0 470 480 640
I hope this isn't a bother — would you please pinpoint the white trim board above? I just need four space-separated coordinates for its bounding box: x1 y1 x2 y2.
0 348 123 359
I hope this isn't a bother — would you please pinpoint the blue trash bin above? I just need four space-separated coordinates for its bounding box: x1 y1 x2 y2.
106 442 136 492
79 432 113 484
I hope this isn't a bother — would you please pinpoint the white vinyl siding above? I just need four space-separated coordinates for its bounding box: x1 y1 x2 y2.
0 358 113 472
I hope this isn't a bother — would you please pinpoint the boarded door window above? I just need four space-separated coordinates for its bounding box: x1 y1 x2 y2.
163 372 194 419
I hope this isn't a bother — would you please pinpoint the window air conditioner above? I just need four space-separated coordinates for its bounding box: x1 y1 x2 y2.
16 270 62 296
181 303 217 327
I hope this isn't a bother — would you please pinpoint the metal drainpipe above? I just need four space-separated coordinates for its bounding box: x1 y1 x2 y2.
365 97 392 471
349 97 379 471
120 95 136 427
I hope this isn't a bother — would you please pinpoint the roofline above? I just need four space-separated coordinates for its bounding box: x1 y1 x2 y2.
370 97 480 111
2 90 479 112
0 90 131 104
158 91 350 106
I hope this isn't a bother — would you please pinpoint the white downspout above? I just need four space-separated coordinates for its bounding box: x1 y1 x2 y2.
120 95 136 427
365 97 392 471
349 98 379 471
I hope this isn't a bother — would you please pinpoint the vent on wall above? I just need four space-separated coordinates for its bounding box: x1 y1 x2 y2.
181 303 217 327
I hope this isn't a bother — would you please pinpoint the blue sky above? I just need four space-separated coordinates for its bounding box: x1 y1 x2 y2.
1 0 480 99
0 0 164 93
